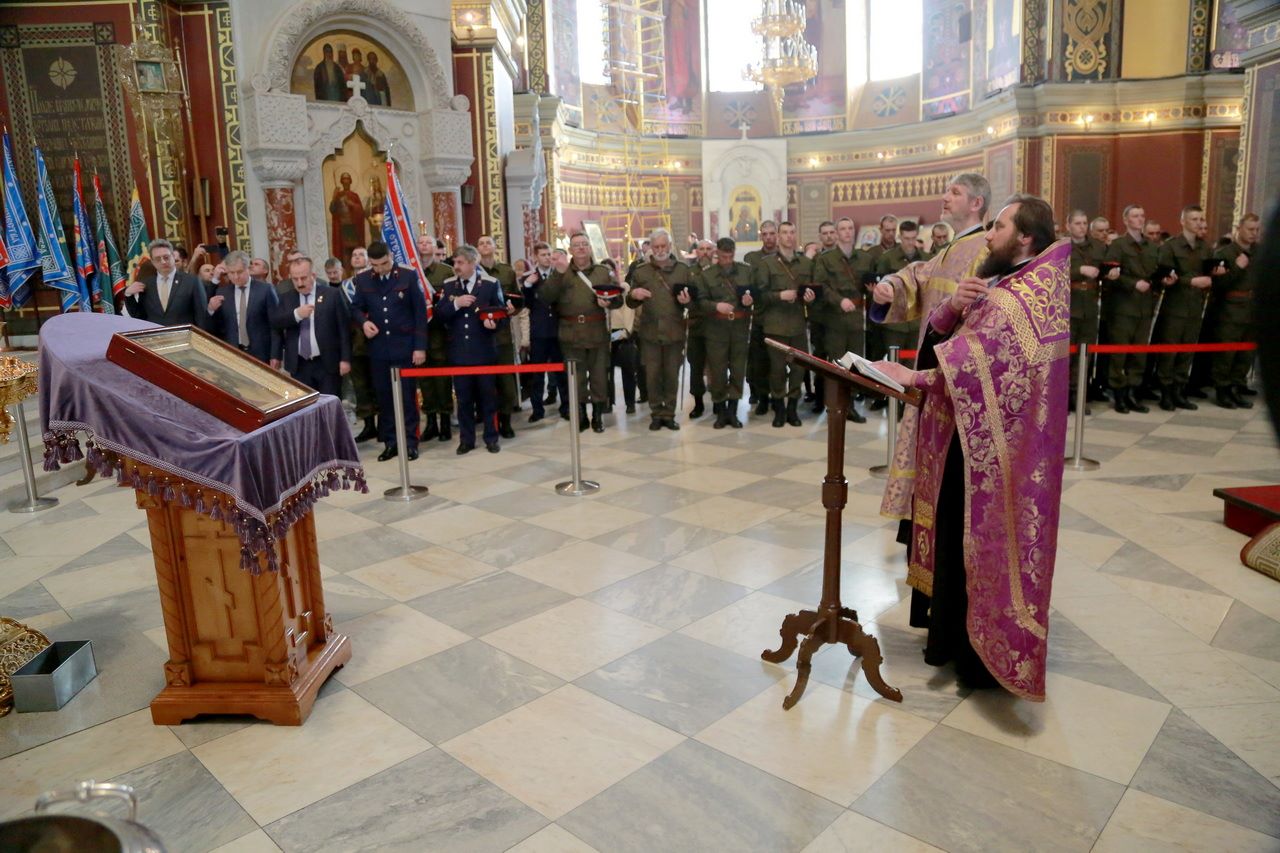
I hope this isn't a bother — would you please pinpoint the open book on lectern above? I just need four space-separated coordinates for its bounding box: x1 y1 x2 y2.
835 352 906 393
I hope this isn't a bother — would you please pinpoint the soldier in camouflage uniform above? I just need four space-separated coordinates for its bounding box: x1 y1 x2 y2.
875 220 925 362
685 239 715 418
744 220 778 414
540 232 623 432
1154 205 1221 411
1066 210 1115 413
697 237 755 428
813 217 867 423
1209 213 1259 409
755 221 816 428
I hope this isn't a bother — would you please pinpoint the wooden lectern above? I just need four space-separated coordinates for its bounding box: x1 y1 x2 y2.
127 458 351 726
761 340 912 709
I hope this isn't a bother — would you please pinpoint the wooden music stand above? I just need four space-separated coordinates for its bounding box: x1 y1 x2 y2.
761 339 918 709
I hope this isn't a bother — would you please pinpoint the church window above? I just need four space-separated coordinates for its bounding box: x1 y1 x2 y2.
868 0 923 81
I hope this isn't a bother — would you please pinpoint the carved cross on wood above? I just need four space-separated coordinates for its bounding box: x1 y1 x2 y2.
346 74 366 100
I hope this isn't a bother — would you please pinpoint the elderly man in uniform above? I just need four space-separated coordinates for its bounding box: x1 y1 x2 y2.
1154 205 1222 411
540 232 623 432
744 220 779 414
438 245 508 454
349 241 428 461
1066 209 1115 413
1104 204 1175 413
1210 214 1260 409
478 234 523 438
813 216 867 423
685 238 716 418
755 221 816 428
629 228 696 430
698 237 754 428
415 233 456 443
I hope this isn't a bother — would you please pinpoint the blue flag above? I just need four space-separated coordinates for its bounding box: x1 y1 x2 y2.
0 130 39 309
72 157 96 312
33 146 78 312
379 160 432 317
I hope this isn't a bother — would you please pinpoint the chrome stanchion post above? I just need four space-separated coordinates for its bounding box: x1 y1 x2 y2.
869 345 900 479
557 360 599 496
1065 342 1100 471
383 366 430 502
8 401 58 513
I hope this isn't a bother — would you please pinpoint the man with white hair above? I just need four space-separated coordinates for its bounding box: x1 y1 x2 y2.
627 228 695 430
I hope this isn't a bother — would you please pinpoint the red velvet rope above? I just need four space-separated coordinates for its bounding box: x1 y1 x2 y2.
400 362 566 378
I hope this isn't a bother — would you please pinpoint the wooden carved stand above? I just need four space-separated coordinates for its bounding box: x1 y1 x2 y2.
126 460 351 725
761 343 904 709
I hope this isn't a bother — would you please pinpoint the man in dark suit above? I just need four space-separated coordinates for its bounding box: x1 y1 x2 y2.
350 241 428 461
122 238 209 327
522 241 569 422
437 244 507 454
207 250 282 365
271 256 351 396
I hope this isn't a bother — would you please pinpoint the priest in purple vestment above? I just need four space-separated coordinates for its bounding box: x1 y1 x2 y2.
872 194 1070 701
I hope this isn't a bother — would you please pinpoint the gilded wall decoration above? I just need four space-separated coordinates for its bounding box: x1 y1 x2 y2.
215 5 250 252
1060 0 1117 82
1187 0 1211 73
526 0 548 94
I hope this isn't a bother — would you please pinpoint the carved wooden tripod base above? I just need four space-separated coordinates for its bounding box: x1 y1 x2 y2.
762 606 901 709
759 341 904 709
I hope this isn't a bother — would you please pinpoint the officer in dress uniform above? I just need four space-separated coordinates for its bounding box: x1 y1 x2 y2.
349 241 428 461
522 242 570 422
477 235 523 439
438 244 507 454
415 234 456 444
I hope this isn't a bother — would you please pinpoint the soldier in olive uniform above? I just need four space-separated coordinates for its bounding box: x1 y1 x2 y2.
415 234 455 442
875 220 925 362
755 221 817 427
862 215 899 370
1154 205 1221 411
1066 210 1115 413
813 217 867 423
629 228 695 430
744 220 779 414
478 235 523 437
540 232 622 432
697 237 754 428
1103 205 1175 413
686 239 716 418
1210 213 1260 409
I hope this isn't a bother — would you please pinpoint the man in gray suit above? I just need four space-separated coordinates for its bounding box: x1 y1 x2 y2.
123 238 209 327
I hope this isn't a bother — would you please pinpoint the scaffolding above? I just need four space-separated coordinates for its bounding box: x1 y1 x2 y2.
600 0 672 261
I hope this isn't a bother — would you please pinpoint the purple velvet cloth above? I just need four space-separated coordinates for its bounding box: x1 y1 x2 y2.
38 313 364 546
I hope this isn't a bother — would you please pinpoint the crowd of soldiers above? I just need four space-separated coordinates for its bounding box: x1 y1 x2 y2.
316 183 1258 460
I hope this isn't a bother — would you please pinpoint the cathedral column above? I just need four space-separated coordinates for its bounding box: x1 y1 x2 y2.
261 178 301 281
451 1 523 258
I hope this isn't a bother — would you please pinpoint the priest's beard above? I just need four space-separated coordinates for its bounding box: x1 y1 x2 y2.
976 237 1021 279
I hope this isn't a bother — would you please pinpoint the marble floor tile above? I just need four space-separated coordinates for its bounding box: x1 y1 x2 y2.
0 554 68 602
852 725 1123 853
591 515 726 563
48 530 151 575
333 603 470 686
524 500 651 541
345 545 496 601
499 457 583 486
1044 612 1167 702
441 684 684 819
317 526 431 572
696 680 935 805
672 534 819 588
1052 593 1209 658
469 485 579 519
353 640 562 744
1121 649 1279 709
766 438 831 460
655 467 765 494
1212 600 1280 662
505 539 656 596
561 738 842 852
40 554 157 610
763 560 909 623
0 580 61 621
427 473 528 505
210 830 283 852
801 810 943 853
1185 701 1280 785
192 690 430 825
313 574 395 624
409 571 571 636
680 590 813 661
506 823 598 852
1105 575 1234 641
345 492 453 524
588 564 750 630
0 709 185 820
941 672 1170 784
389 504 515 545
598 456 688 481
806 623 970 723
595 481 707 514
663 494 788 534
739 510 874 552
651 442 749 465
1130 708 1280 838
483 598 666 681
718 450 816 477
111 751 256 852
576 632 784 735
1093 789 1278 853
1 513 133 558
722 475 823 508
266 749 547 852
1099 540 1218 593
443 521 574 569
312 505 381 542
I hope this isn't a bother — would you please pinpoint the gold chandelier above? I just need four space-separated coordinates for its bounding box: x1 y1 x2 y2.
744 0 818 123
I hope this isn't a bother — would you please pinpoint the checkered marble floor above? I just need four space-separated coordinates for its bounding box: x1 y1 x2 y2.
3 392 1280 852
